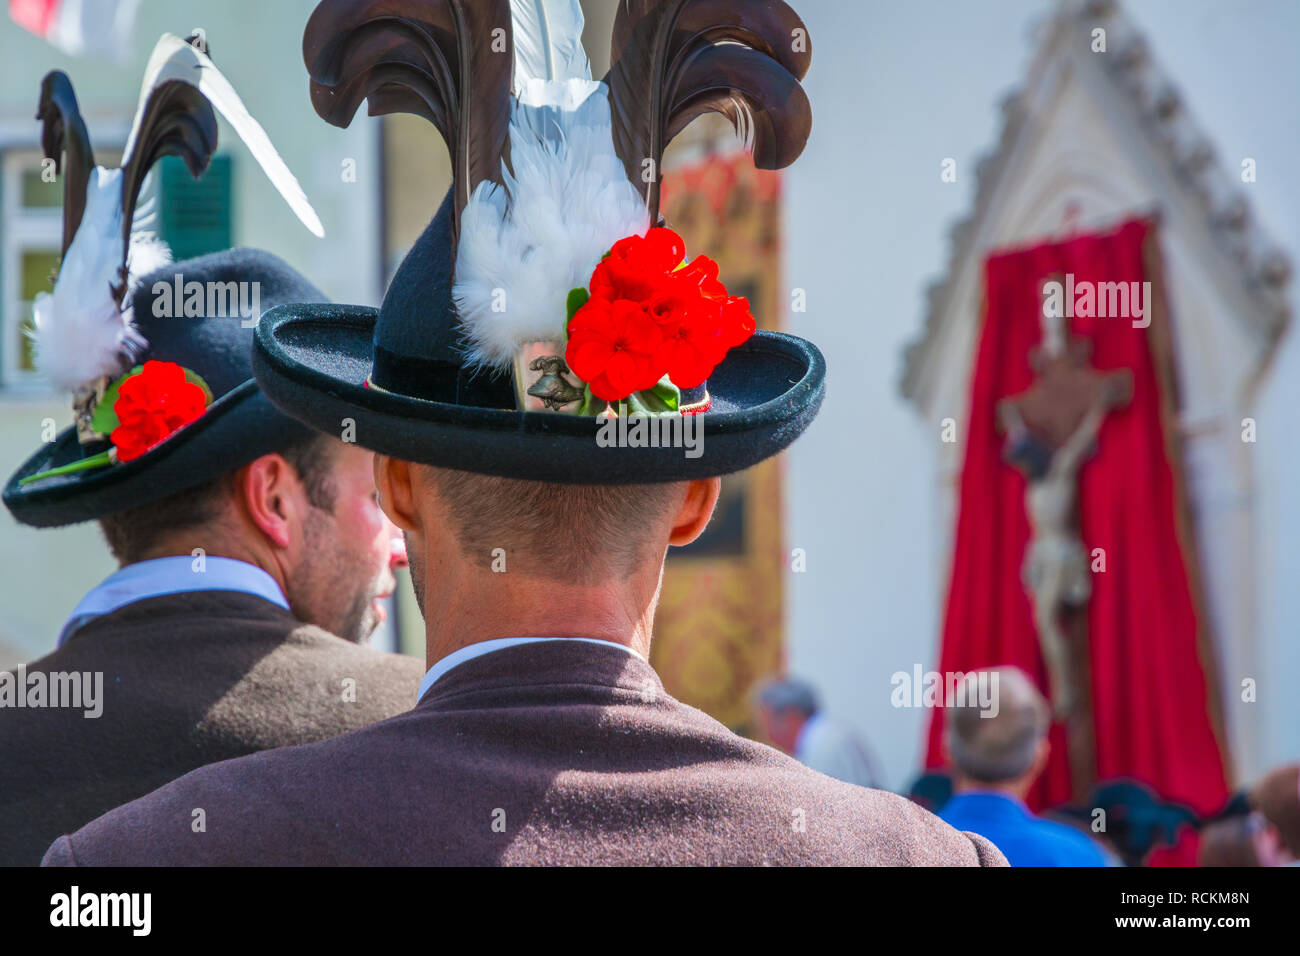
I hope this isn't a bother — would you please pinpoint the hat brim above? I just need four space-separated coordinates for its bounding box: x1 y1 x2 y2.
3 383 311 528
253 304 825 483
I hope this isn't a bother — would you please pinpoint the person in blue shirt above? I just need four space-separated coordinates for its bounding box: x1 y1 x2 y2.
939 666 1110 866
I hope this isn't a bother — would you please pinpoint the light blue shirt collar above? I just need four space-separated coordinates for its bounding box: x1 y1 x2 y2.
417 637 643 702
794 710 826 760
59 555 290 647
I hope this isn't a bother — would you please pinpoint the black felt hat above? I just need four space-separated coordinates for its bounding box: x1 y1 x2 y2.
5 249 328 527
253 0 824 483
254 198 825 483
5 34 329 527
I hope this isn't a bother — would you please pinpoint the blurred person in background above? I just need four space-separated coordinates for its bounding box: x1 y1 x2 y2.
940 666 1107 866
1248 763 1300 866
755 676 883 789
1198 814 1266 866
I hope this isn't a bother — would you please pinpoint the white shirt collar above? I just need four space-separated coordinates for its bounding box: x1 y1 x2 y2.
417 637 643 702
59 555 290 647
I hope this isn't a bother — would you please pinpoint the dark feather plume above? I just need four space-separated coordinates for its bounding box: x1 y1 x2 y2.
606 0 813 220
303 0 514 242
116 80 218 303
36 71 96 260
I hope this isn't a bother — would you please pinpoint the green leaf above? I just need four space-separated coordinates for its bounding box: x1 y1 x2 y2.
565 287 590 325
89 365 143 435
183 368 215 404
649 378 680 411
576 384 608 418
625 380 681 417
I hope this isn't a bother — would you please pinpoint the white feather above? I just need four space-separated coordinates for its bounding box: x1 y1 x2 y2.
31 167 150 391
124 188 173 288
510 0 591 86
453 84 649 370
124 34 325 238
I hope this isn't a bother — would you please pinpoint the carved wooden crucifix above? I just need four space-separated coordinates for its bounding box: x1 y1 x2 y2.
996 299 1132 793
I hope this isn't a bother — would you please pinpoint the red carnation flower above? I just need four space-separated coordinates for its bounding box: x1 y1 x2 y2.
646 256 756 388
589 228 686 303
566 227 756 402
109 360 208 462
566 298 665 401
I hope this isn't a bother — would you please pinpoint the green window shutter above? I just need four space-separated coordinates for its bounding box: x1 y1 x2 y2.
158 154 232 260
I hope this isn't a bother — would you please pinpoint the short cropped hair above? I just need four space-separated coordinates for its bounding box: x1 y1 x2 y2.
756 677 820 718
946 667 1048 784
99 433 338 564
419 467 683 583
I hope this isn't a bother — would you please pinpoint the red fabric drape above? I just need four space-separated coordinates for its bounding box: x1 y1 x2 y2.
924 218 1229 863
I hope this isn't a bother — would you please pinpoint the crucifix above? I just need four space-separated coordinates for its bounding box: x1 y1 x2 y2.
997 297 1132 742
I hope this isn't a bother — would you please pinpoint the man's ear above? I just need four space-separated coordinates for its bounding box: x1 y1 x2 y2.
668 477 722 547
375 454 419 533
1028 737 1051 779
237 453 305 551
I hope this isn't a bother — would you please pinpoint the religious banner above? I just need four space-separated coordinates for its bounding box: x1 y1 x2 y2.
924 217 1229 863
651 151 786 733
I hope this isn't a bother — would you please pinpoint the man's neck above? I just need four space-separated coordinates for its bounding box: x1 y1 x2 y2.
422 571 661 671
954 776 1032 803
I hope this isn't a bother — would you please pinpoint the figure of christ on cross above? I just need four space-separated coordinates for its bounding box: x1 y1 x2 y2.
997 303 1132 721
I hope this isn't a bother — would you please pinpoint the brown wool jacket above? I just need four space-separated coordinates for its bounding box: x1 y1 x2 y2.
1 590 424 866
43 640 1006 866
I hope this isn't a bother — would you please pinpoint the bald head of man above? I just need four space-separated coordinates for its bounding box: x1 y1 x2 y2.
945 667 1050 799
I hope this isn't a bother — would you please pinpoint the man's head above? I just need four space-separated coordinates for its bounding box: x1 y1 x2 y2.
945 667 1050 798
1249 764 1300 865
373 457 719 658
754 677 820 755
99 435 406 643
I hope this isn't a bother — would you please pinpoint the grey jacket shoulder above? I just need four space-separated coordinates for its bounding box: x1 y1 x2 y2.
46 718 1009 868
40 639 1005 867
765 767 1008 866
5 592 424 867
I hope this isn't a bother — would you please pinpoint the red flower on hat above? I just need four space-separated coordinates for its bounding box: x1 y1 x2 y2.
565 227 755 401
566 298 665 401
109 360 209 461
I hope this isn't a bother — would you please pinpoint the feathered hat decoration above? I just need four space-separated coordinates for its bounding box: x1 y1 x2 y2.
304 0 811 415
31 33 324 452
21 35 323 486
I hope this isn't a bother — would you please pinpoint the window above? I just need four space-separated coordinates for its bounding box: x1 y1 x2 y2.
1 150 63 389
158 154 232 261
1 150 233 390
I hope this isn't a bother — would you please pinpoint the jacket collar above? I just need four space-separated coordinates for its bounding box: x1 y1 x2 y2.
60 555 289 646
417 638 660 707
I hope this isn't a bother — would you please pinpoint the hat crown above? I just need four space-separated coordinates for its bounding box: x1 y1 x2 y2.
131 248 325 398
370 192 513 407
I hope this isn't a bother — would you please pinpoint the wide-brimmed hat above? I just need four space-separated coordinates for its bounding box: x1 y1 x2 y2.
6 250 328 526
3 34 325 526
253 0 825 483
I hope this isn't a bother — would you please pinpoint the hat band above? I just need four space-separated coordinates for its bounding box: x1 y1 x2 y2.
370 342 514 409
370 343 711 416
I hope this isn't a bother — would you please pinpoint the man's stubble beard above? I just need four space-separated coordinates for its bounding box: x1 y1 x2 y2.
288 508 393 644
